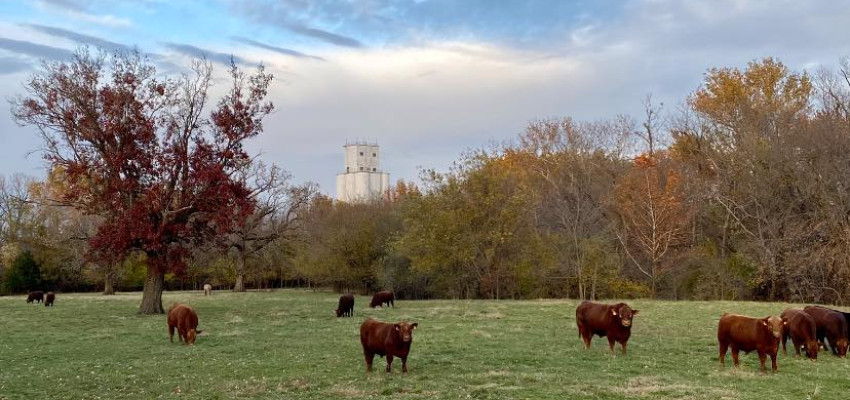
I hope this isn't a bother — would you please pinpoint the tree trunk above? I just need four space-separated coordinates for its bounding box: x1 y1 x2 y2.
233 253 247 292
139 268 165 314
103 271 115 295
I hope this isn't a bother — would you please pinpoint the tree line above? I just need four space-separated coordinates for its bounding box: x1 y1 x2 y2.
3 53 850 306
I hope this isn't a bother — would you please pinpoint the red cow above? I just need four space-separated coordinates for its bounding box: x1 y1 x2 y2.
167 303 202 345
335 293 355 317
780 308 817 360
717 313 783 373
575 301 638 355
369 291 395 308
44 292 55 307
803 306 849 357
26 291 44 304
360 318 418 373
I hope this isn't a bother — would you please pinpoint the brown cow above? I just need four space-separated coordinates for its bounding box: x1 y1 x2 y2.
335 293 355 317
360 318 418 373
803 306 849 357
167 303 202 345
369 291 395 308
717 313 783 373
44 292 55 307
26 291 44 304
575 301 638 355
780 308 817 360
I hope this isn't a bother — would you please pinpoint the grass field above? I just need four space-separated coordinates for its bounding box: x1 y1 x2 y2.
1 290 848 399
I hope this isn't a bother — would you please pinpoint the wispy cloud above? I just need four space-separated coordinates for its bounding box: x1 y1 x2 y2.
231 37 325 61
0 56 31 75
287 24 363 48
0 37 73 60
25 24 131 52
163 43 245 66
37 0 132 28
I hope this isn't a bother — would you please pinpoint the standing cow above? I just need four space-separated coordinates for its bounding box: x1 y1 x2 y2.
167 303 202 345
803 306 849 357
203 284 212 296
335 293 355 317
360 318 418 373
44 292 55 307
780 308 818 360
26 291 44 304
575 301 638 355
717 313 783 373
369 291 395 308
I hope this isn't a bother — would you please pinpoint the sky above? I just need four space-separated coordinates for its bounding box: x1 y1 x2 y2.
1 0 850 196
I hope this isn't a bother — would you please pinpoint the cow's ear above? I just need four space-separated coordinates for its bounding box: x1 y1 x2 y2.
611 309 617 316
196 330 203 335
632 310 639 316
412 323 418 330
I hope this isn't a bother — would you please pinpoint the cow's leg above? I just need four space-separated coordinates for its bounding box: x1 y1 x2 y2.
607 337 616 355
731 346 740 367
168 324 175 343
758 351 767 373
782 332 788 356
828 338 838 355
718 341 728 368
364 351 374 372
581 331 592 349
792 337 802 356
401 355 408 373
770 352 778 372
620 340 628 356
386 355 394 373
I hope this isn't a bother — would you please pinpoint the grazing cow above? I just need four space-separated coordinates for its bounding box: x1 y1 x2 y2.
335 293 355 317
26 291 44 304
810 306 850 345
575 301 638 355
203 284 212 296
369 291 395 308
780 309 817 360
803 306 849 357
360 318 418 373
717 313 783 373
44 292 55 307
167 303 202 345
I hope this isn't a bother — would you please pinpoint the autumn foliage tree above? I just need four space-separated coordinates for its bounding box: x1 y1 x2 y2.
12 49 273 313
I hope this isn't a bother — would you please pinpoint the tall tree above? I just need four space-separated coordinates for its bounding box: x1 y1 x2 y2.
226 162 317 292
12 49 273 313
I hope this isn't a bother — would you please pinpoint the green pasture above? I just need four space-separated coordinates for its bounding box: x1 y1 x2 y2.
0 290 848 399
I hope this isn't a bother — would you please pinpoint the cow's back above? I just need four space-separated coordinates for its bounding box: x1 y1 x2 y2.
576 301 613 331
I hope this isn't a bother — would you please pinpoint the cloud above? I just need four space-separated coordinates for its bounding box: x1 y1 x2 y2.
0 37 73 60
37 0 132 28
232 1 365 48
0 56 31 75
232 36 325 61
25 24 131 52
286 24 364 48
163 43 245 66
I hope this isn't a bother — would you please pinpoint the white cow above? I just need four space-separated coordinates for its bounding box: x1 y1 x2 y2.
203 284 212 296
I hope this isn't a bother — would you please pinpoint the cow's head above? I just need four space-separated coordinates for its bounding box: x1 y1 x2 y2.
394 322 418 343
334 309 341 317
611 304 638 328
805 340 819 360
761 316 783 339
186 329 198 345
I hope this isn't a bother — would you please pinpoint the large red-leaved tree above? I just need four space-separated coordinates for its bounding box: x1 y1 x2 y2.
12 49 274 314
